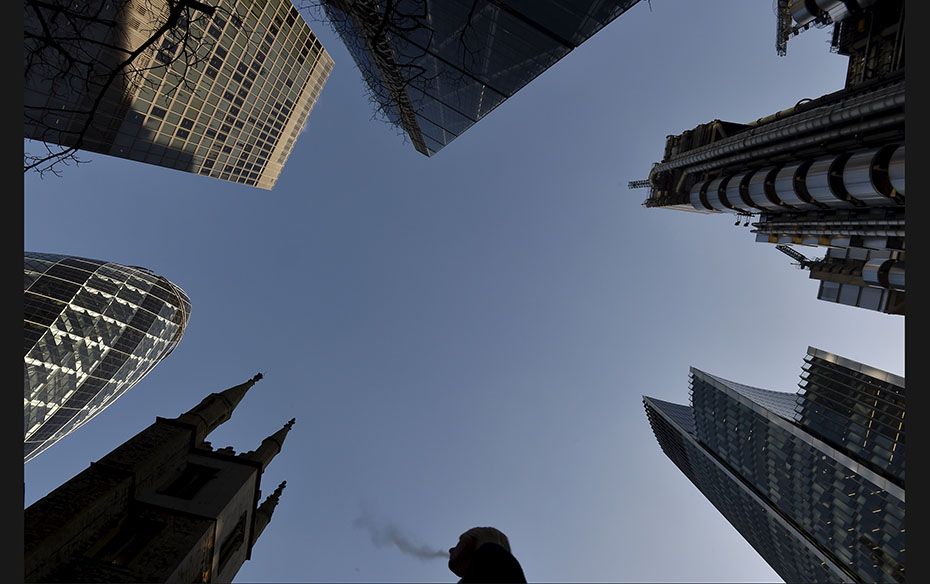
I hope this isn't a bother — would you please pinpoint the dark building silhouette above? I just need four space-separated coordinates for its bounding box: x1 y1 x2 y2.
644 347 904 583
24 252 191 463
322 0 641 156
636 0 904 314
25 373 294 583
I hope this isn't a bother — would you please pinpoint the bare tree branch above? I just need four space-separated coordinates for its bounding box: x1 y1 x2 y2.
23 0 235 178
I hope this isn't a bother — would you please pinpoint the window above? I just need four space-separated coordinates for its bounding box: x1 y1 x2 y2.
87 517 165 567
158 463 219 499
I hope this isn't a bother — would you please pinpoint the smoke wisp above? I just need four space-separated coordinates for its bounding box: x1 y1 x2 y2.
354 510 447 561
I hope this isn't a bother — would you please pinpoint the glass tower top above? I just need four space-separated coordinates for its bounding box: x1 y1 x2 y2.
643 347 905 583
322 0 640 155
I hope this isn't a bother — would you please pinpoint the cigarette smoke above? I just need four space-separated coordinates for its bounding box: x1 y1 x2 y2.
354 509 447 561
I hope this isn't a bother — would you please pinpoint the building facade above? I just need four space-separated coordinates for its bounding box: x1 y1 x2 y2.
322 0 640 156
24 0 333 189
643 347 905 583
636 0 904 314
25 373 293 583
24 252 191 463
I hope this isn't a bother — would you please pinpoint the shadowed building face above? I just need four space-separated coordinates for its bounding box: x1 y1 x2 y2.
322 0 641 155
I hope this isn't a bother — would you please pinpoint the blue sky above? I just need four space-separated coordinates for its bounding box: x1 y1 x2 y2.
24 1 905 582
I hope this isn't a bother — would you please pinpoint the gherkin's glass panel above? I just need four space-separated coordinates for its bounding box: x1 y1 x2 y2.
23 252 191 463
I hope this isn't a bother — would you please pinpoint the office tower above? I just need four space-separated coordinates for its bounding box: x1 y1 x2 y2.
643 347 904 583
25 373 294 583
635 0 904 314
322 0 640 156
24 0 333 189
24 252 191 463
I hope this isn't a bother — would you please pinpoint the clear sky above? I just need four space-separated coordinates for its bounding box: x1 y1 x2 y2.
24 1 905 582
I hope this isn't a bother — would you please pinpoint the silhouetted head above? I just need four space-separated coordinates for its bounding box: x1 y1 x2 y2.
448 527 511 577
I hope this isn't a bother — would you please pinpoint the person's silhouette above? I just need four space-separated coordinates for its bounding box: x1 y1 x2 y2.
448 527 527 583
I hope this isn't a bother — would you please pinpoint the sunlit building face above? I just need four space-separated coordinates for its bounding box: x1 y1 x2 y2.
24 252 191 462
24 0 334 189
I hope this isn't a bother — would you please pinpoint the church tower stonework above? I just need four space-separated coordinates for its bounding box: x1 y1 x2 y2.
25 373 293 583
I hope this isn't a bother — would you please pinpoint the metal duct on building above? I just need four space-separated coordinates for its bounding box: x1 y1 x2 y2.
888 145 905 195
863 258 886 287
842 148 896 206
863 258 905 291
888 262 905 290
815 0 850 22
805 155 854 207
682 113 904 176
794 0 878 26
774 163 819 210
726 172 757 212
690 180 715 212
703 177 728 212
745 168 784 210
652 82 904 175
790 0 818 26
755 226 904 237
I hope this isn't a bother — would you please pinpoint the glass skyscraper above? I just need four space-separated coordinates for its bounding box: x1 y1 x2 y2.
322 0 640 156
25 0 333 189
24 252 191 463
644 347 904 583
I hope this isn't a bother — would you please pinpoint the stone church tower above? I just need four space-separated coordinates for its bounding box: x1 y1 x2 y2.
25 373 294 583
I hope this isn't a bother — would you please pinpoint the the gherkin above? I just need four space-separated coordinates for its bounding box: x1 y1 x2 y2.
24 251 191 463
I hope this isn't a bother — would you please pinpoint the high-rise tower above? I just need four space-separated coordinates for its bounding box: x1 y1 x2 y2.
321 0 640 156
24 0 333 189
636 0 904 314
24 373 294 583
643 347 905 583
24 252 191 463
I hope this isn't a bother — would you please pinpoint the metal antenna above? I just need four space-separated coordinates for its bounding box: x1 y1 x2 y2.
775 0 791 56
775 244 814 269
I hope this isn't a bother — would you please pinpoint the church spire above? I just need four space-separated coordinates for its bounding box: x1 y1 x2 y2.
175 373 263 443
252 480 287 544
239 418 295 471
